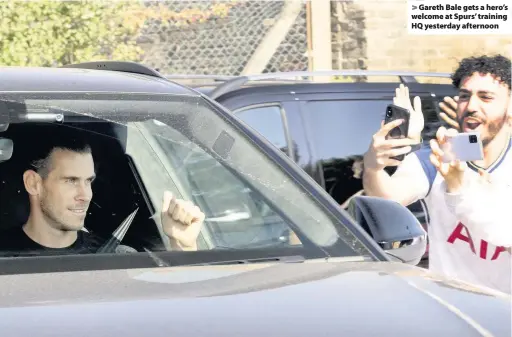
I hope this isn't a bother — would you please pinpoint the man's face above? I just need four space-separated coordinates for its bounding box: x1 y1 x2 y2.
456 72 511 146
39 149 95 231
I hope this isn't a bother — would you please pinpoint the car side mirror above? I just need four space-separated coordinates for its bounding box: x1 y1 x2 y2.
347 196 427 265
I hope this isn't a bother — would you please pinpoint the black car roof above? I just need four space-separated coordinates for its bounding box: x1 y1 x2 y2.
0 66 201 96
175 70 456 100
205 81 458 102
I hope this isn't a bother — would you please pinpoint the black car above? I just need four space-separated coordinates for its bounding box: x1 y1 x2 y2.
0 62 509 336
175 71 460 265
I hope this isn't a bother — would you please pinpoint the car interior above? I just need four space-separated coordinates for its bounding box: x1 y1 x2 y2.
0 120 166 253
0 115 299 255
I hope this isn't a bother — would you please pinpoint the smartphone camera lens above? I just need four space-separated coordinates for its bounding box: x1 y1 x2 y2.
469 135 477 143
386 109 392 118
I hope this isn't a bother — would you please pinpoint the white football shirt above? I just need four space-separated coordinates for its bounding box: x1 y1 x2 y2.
393 139 512 294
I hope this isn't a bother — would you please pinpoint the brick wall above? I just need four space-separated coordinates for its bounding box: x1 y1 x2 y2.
332 0 512 83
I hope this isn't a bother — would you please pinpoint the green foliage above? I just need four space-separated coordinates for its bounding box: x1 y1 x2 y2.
0 1 146 66
142 2 237 27
0 1 239 67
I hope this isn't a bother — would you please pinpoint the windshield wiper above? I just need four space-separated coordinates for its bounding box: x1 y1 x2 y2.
141 252 306 268
197 255 306 266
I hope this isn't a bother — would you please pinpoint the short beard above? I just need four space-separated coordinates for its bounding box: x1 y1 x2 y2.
458 113 508 147
39 197 69 231
484 113 508 147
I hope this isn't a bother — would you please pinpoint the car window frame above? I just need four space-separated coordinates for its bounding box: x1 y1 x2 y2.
233 103 294 159
1 89 392 255
0 245 370 276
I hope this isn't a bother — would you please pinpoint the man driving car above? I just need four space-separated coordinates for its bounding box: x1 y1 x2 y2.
0 136 204 255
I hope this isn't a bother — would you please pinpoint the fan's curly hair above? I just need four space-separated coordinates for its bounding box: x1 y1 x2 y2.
451 54 511 90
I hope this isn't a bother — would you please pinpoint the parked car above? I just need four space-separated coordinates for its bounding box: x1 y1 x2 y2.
173 71 460 267
0 62 509 336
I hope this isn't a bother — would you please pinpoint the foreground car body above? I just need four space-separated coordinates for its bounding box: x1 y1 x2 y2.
0 261 510 337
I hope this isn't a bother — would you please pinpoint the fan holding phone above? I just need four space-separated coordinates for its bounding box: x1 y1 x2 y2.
362 53 512 294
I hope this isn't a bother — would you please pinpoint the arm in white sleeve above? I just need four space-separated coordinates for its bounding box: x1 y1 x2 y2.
444 175 512 247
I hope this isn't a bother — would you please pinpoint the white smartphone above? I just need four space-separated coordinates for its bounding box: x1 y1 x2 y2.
441 132 484 163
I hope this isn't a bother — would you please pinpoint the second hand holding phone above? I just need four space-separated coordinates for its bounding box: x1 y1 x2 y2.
440 132 484 163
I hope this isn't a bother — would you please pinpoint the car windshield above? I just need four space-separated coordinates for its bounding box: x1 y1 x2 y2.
0 91 375 265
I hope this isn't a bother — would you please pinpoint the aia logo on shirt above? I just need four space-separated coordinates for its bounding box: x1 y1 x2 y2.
447 223 507 260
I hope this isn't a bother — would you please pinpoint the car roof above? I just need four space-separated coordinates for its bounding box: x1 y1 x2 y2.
171 70 456 100
0 66 201 97
205 81 458 102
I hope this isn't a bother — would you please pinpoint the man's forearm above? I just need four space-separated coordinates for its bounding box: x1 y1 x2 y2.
362 168 396 200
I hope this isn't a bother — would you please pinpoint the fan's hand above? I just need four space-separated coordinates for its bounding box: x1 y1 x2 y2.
439 96 460 130
429 127 466 193
393 84 424 143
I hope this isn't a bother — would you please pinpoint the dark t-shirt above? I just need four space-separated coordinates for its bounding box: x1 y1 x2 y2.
0 226 103 257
